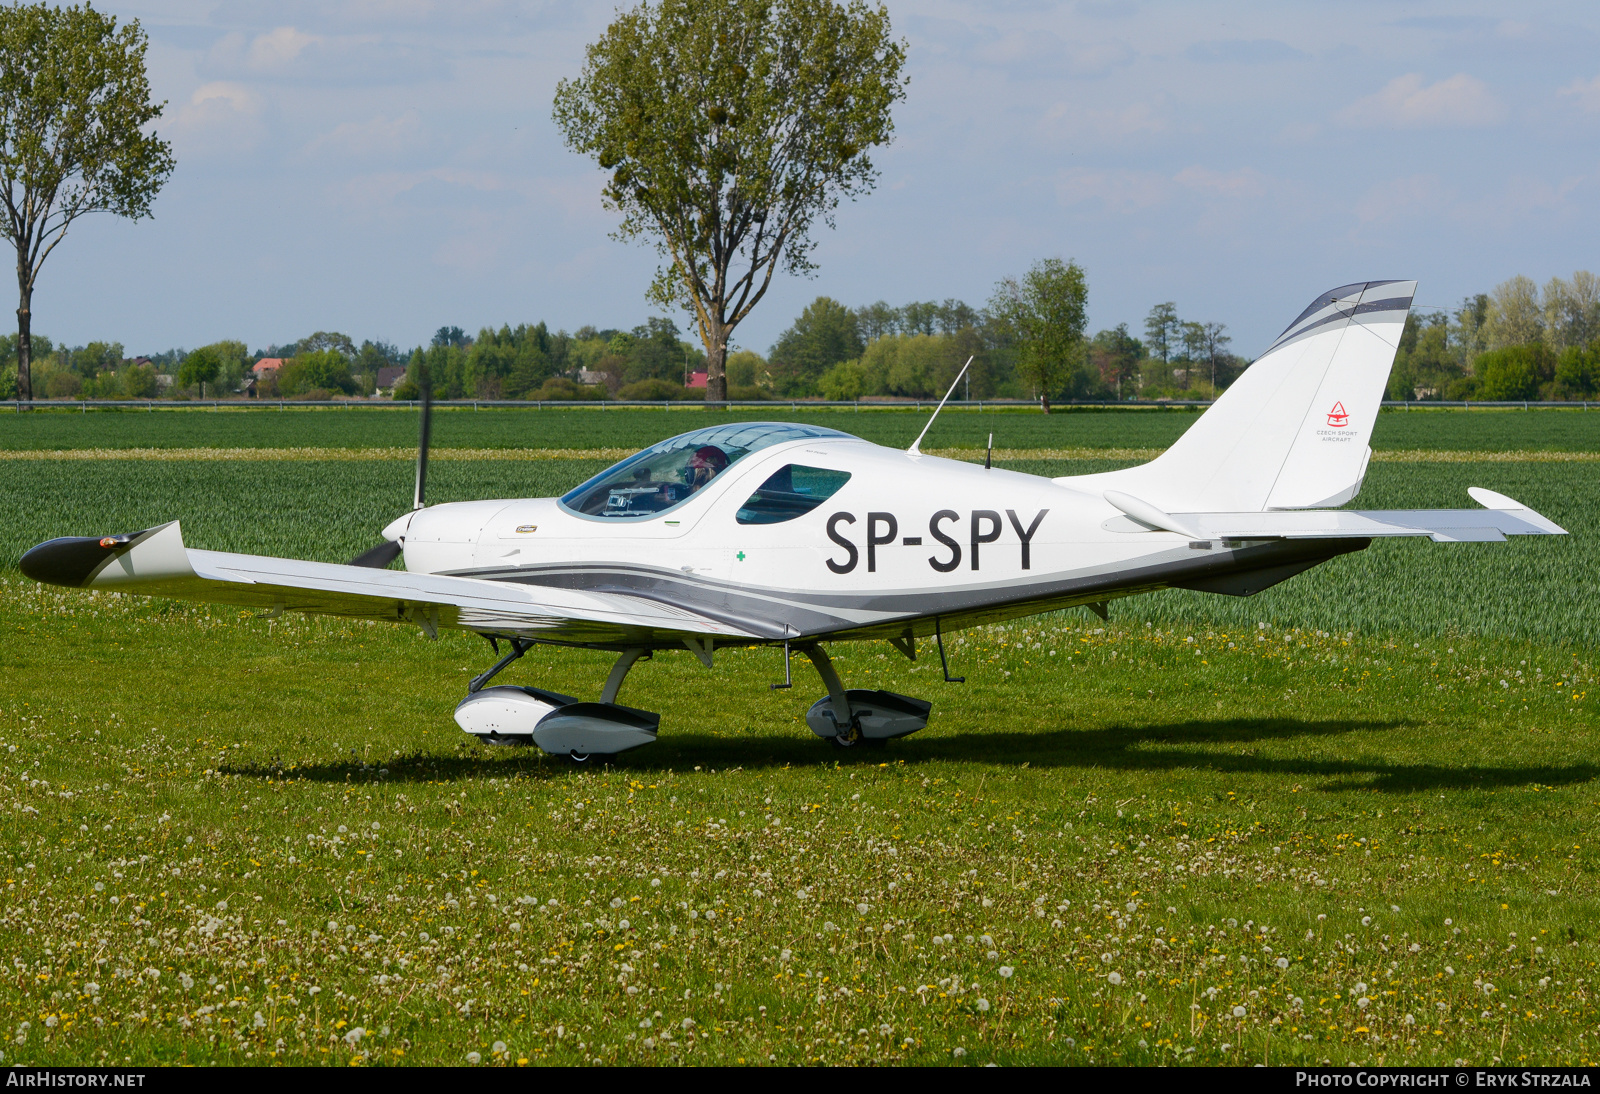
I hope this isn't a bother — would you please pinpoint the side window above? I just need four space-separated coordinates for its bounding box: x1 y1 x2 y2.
736 465 852 525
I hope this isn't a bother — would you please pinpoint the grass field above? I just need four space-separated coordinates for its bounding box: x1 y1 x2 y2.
2 408 1598 1067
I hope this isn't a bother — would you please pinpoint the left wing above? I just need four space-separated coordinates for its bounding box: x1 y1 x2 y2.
19 521 778 648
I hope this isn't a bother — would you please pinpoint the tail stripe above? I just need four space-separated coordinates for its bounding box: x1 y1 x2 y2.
1264 282 1411 355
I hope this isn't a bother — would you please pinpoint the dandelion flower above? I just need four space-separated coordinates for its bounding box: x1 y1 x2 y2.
1233 1006 1246 1018
466 1051 481 1064
1358 997 1370 1009
1107 972 1122 986
952 1047 966 1058
999 966 1014 979
492 1041 507 1055
976 999 990 1013
1275 957 1289 969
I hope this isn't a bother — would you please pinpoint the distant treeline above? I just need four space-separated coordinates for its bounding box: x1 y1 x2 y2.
1388 273 1600 402
7 270 1596 403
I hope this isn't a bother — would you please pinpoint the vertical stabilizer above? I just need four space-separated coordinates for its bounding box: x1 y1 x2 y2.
1059 280 1415 513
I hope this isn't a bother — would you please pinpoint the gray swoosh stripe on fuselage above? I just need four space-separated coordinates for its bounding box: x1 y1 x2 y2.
448 536 1367 643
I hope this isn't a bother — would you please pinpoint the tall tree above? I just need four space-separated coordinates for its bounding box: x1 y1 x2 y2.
1090 322 1142 398
553 0 907 402
769 295 862 393
1144 302 1178 365
177 345 219 398
988 257 1088 413
0 4 173 403
1483 275 1543 350
1201 321 1230 390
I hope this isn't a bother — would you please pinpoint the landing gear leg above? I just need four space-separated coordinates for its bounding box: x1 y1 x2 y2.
601 648 650 704
555 648 652 765
468 637 534 694
800 645 868 749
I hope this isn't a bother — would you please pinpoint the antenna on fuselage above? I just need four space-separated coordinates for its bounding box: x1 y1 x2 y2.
907 356 974 457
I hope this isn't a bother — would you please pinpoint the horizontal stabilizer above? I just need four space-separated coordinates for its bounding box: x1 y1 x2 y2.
1104 490 1564 543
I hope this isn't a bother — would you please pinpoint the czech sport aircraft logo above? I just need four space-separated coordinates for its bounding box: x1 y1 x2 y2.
1326 402 1349 428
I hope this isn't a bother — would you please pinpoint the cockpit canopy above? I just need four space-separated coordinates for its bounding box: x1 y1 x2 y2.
559 422 858 521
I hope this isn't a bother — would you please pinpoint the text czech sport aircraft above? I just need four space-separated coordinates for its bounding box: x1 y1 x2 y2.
21 282 1566 761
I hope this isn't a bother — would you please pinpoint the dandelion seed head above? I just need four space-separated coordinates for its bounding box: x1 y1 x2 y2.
976 998 990 1012
1232 1006 1246 1018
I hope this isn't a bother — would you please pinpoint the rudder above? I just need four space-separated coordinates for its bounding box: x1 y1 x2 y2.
1061 280 1415 512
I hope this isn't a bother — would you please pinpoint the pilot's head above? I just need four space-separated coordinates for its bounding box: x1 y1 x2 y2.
684 445 729 490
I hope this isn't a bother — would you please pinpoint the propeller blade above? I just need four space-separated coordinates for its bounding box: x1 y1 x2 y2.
413 367 432 511
351 368 432 570
348 540 403 569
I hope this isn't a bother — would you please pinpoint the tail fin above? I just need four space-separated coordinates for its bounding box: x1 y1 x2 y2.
1063 280 1415 512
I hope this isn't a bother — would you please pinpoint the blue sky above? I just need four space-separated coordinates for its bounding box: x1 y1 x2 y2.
36 1 1600 360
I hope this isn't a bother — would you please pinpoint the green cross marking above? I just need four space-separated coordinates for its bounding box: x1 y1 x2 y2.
736 551 746 561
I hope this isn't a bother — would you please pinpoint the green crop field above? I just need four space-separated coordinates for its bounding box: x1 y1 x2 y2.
2 408 1598 1067
3 403 1600 453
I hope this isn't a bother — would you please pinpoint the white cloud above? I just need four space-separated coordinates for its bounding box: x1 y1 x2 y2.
247 27 323 73
1043 100 1165 138
1559 75 1600 112
1054 168 1168 212
1354 174 1447 223
303 112 425 159
1336 73 1507 128
172 82 266 154
1173 166 1267 199
974 30 1134 78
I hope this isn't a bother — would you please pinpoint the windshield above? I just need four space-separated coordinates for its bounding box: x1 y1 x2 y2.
560 422 858 521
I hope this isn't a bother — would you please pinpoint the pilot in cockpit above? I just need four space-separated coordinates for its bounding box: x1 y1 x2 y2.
683 445 729 492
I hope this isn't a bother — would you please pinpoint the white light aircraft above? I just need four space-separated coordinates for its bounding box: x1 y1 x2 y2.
21 282 1566 761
